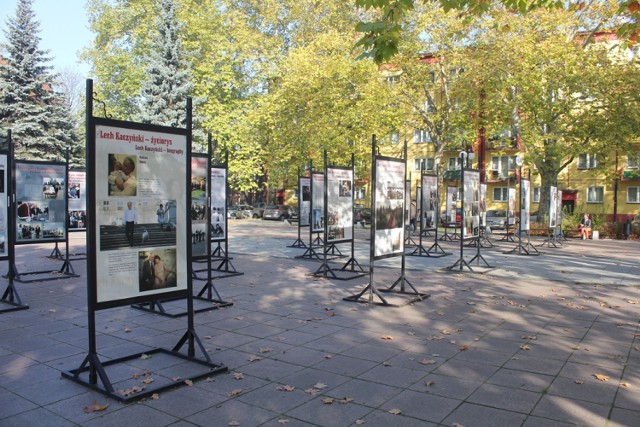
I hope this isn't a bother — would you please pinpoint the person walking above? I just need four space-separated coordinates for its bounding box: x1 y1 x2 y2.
123 201 138 247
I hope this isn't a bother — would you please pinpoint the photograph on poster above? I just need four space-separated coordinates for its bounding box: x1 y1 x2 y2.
138 248 177 292
508 187 516 225
480 183 487 227
15 162 67 243
327 168 353 242
420 175 438 229
299 177 310 227
99 199 177 250
374 159 405 257
67 170 87 230
311 173 324 232
446 187 458 224
210 167 226 242
191 157 208 257
549 186 558 228
521 179 530 231
463 171 480 237
556 190 563 228
0 156 6 256
107 154 137 196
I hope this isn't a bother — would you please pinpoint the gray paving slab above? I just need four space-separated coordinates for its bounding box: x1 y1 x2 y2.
0 221 638 426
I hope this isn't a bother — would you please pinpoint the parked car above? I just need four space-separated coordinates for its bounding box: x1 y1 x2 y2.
485 209 507 229
228 204 253 219
262 205 296 221
252 202 268 218
354 207 372 225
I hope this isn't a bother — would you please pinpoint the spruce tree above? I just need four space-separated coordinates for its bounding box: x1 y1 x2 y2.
0 0 78 161
138 0 199 135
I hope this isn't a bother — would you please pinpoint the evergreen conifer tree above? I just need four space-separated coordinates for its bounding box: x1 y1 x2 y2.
0 0 79 161
138 0 200 139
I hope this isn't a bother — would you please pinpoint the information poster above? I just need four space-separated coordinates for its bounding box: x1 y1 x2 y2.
0 154 6 257
94 123 187 304
480 183 487 227
421 175 437 229
326 167 353 242
67 170 86 230
507 187 516 225
557 190 563 228
549 186 558 228
191 156 208 257
446 187 458 224
299 177 310 227
463 170 480 237
374 159 404 257
15 161 66 244
210 167 226 242
311 173 324 232
521 179 530 231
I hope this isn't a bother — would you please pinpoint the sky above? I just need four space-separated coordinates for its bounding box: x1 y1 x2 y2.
0 0 93 76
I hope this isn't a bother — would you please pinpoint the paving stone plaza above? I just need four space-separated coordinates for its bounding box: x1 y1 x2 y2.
0 220 638 426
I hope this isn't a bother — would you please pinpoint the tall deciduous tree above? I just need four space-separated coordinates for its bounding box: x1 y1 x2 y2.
475 7 640 221
0 0 80 162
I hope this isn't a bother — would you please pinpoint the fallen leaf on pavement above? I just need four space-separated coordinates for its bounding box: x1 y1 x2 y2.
388 409 402 415
594 374 609 381
247 355 262 362
381 335 393 340
259 347 272 354
277 419 289 424
142 378 155 384
83 402 109 413
322 397 334 404
355 420 365 425
520 344 531 351
383 361 392 367
184 379 193 386
229 421 240 426
151 393 160 400
420 359 436 365
339 397 354 404
227 389 243 397
233 372 245 380
314 382 327 389
276 385 295 392
575 380 584 384
458 344 470 351
621 382 631 388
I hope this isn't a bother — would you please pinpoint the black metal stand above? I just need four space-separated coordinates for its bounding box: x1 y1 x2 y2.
288 223 308 248
537 227 563 248
48 241 64 259
505 231 540 255
500 223 517 242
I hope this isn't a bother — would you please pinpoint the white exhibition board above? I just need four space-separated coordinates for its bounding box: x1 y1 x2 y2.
94 124 188 304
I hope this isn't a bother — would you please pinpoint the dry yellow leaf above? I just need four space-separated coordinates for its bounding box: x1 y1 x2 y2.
355 420 365 425
383 361 392 367
594 374 609 381
277 419 289 425
184 379 193 387
276 385 295 392
339 397 354 404
520 344 531 351
575 380 584 384
459 344 470 351
233 372 245 380
142 378 155 384
151 393 160 400
227 389 243 397
247 355 262 362
132 373 141 379
83 402 109 413
621 382 631 388
419 359 436 365
381 335 394 340
425 380 435 386
322 397 334 404
259 347 272 354
314 382 327 389
388 408 402 415
229 421 240 426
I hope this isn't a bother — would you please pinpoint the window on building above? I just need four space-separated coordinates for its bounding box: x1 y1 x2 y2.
414 129 432 143
354 187 366 201
490 155 516 178
381 130 400 145
627 155 640 169
586 186 604 203
532 187 541 203
385 75 399 85
627 187 640 203
578 154 598 169
448 157 462 170
493 187 508 202
414 157 435 171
